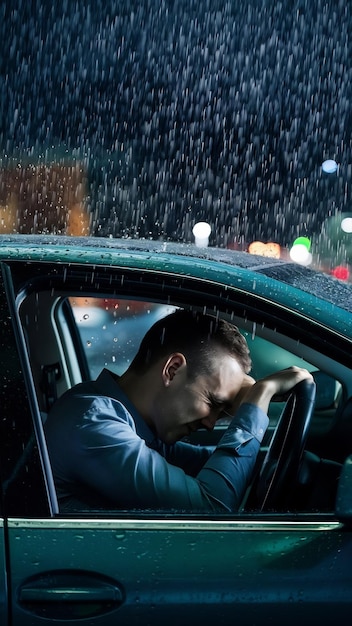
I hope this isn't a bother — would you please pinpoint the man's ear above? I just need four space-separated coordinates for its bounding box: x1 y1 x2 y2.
162 352 187 386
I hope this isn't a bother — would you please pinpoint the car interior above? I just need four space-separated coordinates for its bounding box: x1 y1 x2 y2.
12 262 352 517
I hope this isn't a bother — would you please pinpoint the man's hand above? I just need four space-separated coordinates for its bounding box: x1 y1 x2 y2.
239 366 314 415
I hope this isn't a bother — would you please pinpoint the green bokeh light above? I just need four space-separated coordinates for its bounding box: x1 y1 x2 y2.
292 236 311 251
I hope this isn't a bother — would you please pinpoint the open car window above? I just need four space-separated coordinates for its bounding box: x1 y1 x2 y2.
67 295 341 429
68 297 177 378
13 259 349 520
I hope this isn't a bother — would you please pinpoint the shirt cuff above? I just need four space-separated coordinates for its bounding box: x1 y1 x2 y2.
216 403 269 451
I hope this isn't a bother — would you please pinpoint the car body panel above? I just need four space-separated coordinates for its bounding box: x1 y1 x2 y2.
7 517 351 625
0 236 351 333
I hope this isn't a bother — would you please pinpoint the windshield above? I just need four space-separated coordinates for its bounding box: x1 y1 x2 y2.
1 0 352 281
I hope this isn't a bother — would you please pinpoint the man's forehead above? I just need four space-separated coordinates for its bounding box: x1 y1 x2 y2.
207 355 244 390
211 350 244 374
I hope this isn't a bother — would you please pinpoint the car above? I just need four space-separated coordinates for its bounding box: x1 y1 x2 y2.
0 233 352 625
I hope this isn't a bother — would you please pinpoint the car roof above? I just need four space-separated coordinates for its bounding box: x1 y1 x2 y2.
1 234 352 332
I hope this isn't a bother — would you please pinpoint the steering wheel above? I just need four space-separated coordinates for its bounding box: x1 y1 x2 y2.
246 378 316 511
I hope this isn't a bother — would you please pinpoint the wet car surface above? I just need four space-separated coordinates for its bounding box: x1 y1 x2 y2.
0 234 352 625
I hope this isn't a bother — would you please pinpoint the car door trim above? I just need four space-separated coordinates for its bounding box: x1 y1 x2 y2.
7 517 340 532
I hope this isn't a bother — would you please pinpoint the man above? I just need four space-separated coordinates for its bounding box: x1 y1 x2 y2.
44 309 313 512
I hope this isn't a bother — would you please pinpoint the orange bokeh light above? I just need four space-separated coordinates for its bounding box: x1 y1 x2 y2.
248 241 281 258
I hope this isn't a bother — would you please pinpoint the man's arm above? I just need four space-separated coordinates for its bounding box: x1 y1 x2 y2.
195 367 314 510
238 366 314 414
46 368 313 512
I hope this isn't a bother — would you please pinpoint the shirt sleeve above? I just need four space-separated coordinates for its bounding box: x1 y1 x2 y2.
46 389 269 512
195 403 269 510
156 440 214 477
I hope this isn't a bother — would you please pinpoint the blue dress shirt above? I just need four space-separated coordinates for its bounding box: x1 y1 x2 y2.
44 369 269 512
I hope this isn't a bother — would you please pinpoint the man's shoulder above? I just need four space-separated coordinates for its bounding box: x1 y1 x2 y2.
59 369 122 404
46 372 135 427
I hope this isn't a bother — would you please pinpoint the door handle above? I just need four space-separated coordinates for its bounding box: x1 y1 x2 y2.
18 569 125 619
20 584 124 603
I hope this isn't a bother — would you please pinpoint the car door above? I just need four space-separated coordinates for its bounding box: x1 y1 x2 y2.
5 514 352 625
2 260 352 625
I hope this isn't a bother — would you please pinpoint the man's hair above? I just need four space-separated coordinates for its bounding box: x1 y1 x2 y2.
129 309 251 377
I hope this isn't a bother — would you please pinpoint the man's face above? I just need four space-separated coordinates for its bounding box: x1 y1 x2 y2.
153 351 246 444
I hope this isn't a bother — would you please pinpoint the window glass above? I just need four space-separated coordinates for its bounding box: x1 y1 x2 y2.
69 296 340 425
69 297 176 378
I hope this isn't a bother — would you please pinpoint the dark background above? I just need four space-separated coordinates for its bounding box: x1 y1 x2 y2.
1 0 351 249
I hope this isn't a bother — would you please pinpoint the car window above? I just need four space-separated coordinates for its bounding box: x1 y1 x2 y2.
68 296 314 379
69 297 177 378
68 295 341 427
14 263 349 519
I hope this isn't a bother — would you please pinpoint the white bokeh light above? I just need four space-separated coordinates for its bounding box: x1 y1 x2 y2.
289 244 313 266
322 159 338 174
192 222 211 247
341 217 352 233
